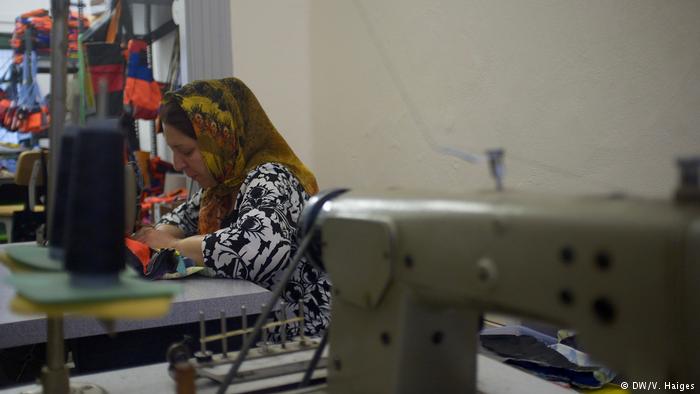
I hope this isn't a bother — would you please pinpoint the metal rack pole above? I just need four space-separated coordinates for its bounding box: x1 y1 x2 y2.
145 3 158 158
47 0 70 241
24 27 33 86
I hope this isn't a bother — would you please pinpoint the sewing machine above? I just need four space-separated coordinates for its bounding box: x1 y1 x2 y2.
298 182 699 393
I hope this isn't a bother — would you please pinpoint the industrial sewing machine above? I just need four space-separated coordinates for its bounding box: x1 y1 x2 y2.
280 157 699 393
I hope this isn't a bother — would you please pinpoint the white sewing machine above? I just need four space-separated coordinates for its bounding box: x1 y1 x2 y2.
299 176 699 393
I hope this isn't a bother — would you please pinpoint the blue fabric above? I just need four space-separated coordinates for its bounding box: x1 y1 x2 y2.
126 53 154 81
505 359 602 389
480 325 616 389
18 51 43 110
134 247 202 280
0 158 17 172
482 325 559 346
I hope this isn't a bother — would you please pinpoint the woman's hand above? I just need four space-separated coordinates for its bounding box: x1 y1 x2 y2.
133 226 180 250
133 225 205 266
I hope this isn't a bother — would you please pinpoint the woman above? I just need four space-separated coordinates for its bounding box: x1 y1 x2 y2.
134 78 331 337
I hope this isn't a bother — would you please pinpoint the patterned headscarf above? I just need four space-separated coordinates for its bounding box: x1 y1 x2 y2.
162 78 319 235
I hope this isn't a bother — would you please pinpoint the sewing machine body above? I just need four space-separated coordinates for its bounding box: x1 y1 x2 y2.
314 190 699 393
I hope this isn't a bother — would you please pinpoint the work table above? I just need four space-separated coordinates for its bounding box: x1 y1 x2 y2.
0 249 271 349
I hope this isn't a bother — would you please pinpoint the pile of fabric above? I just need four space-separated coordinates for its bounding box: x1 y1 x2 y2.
480 325 621 390
10 9 89 65
124 240 205 280
0 51 49 134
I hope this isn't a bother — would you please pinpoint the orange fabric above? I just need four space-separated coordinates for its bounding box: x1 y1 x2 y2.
141 188 187 211
128 39 147 53
123 78 161 119
0 98 11 120
20 9 48 18
123 39 161 120
140 188 187 224
125 237 151 274
3 105 16 130
22 107 49 134
134 150 152 189
106 0 122 44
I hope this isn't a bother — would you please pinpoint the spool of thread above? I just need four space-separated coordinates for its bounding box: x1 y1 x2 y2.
48 127 78 260
174 362 196 394
64 119 125 286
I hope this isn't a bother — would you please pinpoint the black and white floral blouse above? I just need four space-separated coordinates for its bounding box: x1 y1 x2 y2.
159 162 331 338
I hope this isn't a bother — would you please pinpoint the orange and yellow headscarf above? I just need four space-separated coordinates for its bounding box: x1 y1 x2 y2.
162 78 318 235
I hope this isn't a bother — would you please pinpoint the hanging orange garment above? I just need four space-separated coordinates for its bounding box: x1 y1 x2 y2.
22 105 49 134
123 39 161 120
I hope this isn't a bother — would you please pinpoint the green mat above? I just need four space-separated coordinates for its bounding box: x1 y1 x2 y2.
5 244 62 271
7 272 181 304
4 244 141 277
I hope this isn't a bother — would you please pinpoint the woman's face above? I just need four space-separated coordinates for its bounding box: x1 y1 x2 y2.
163 123 218 188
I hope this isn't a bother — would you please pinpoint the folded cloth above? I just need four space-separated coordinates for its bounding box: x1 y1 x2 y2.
145 248 204 280
480 325 616 389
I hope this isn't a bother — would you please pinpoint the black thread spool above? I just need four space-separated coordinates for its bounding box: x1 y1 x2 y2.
48 127 77 260
64 120 125 286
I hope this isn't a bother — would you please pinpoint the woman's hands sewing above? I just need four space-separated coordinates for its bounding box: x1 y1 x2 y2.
133 226 180 250
132 224 206 266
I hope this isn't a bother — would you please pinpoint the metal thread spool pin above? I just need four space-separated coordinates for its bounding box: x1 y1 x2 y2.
280 301 287 349
199 311 206 353
241 305 247 341
259 303 267 348
220 310 228 358
261 319 269 353
298 300 307 346
194 311 212 362
257 302 267 353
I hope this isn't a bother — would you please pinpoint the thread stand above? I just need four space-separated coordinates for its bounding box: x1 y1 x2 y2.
19 316 107 394
167 304 327 390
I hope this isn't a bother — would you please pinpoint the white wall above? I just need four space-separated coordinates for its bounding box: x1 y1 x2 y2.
230 0 313 169
179 0 232 84
0 0 50 34
231 1 700 200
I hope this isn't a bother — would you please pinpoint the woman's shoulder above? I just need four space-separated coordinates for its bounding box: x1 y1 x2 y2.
243 162 303 188
234 163 309 214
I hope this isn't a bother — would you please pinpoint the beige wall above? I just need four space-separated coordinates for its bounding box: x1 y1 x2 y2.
230 0 314 168
233 1 700 199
